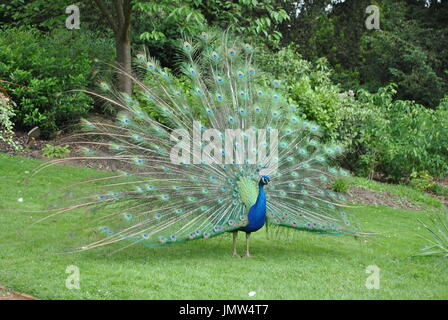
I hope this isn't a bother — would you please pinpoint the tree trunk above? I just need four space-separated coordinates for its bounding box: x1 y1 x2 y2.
93 0 133 95
115 29 132 95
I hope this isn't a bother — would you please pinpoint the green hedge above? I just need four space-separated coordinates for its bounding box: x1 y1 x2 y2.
335 86 448 181
0 27 114 137
256 45 448 181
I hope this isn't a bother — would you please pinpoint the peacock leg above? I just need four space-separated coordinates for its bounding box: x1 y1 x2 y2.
232 231 238 257
244 232 251 257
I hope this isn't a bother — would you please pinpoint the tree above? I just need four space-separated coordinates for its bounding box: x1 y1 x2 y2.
93 0 289 94
0 0 73 30
1 0 132 94
279 0 334 60
133 0 289 69
359 0 448 107
93 0 133 94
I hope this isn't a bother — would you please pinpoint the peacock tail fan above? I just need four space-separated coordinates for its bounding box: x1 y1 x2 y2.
29 29 361 254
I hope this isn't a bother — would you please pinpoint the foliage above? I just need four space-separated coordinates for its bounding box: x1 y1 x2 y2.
135 0 206 38
0 93 19 150
132 0 207 69
256 44 344 139
41 144 71 159
0 0 110 34
192 0 289 46
1 1 446 184
288 62 344 138
280 0 448 109
417 211 448 258
430 184 448 197
133 0 289 70
137 0 288 43
156 38 448 183
0 27 114 138
331 178 350 193
0 0 72 30
360 19 446 108
255 44 447 182
256 43 312 81
335 85 448 181
409 171 435 192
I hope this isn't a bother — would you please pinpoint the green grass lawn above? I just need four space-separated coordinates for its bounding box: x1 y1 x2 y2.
0 153 447 299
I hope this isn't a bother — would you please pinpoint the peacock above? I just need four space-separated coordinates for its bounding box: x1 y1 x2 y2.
33 30 360 256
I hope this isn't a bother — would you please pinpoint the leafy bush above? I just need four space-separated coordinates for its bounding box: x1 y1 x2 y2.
257 45 344 140
0 27 114 138
335 85 448 181
42 144 70 159
359 4 447 109
409 171 435 192
256 44 448 181
0 92 19 149
332 91 384 178
430 184 448 197
331 178 350 193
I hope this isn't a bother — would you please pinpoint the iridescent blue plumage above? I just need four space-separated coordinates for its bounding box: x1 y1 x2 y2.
240 176 269 233
234 176 269 257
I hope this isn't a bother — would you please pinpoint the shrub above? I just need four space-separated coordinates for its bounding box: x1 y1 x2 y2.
335 85 448 181
257 45 344 140
333 86 390 178
0 27 114 138
409 171 435 192
331 178 350 193
257 45 448 181
0 92 19 149
42 144 70 159
430 184 448 197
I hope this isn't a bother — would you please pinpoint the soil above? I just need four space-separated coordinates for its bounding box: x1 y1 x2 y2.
345 186 423 210
0 116 125 171
428 178 448 208
436 177 448 187
0 285 38 300
0 130 48 159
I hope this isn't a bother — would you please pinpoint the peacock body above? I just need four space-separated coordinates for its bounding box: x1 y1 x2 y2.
37 30 359 256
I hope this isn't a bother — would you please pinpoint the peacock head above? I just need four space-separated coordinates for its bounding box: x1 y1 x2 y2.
259 175 270 187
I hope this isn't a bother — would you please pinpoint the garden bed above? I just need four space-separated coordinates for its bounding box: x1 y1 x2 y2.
346 186 424 210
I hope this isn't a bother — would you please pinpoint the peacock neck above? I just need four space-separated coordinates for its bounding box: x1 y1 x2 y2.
255 184 266 209
239 182 267 233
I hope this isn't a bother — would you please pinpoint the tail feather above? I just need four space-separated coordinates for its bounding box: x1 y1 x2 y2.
29 29 361 252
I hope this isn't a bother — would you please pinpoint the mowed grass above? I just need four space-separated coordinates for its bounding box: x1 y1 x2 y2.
0 153 447 299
